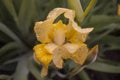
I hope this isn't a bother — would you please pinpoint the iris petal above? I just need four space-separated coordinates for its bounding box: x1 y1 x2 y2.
71 44 88 65
52 47 70 68
34 19 53 43
63 43 80 54
53 20 67 45
33 44 52 76
67 20 94 43
47 8 75 21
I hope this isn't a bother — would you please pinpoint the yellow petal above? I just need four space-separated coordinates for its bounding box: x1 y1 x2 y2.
69 30 92 43
33 44 52 66
87 45 98 64
67 21 94 43
44 43 58 54
89 45 98 55
66 20 75 40
118 4 120 16
46 8 76 41
63 43 80 54
41 67 48 77
52 47 70 68
33 44 52 76
53 20 67 45
34 19 53 43
34 8 75 44
65 17 94 43
71 44 88 65
47 8 75 21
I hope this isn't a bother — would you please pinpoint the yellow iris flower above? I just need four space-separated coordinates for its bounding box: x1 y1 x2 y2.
33 8 98 76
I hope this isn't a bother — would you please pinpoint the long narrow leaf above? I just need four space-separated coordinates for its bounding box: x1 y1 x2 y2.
77 70 90 80
102 35 120 49
67 0 84 25
0 32 12 43
0 42 18 57
28 57 52 80
18 0 36 35
85 15 120 29
2 0 19 26
13 58 29 80
0 49 25 64
3 57 21 65
28 57 44 80
0 75 10 80
86 61 120 73
89 23 120 44
83 0 96 18
0 22 27 48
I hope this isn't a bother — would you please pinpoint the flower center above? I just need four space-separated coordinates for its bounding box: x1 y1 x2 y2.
53 20 67 45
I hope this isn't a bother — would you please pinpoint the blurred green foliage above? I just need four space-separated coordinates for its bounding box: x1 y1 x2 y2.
0 0 120 80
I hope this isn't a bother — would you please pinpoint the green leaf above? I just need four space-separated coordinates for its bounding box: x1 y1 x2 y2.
0 42 18 57
89 23 119 44
28 57 51 80
13 57 29 80
2 0 19 26
67 0 84 25
86 61 120 73
0 22 27 48
0 49 24 63
85 15 120 29
0 75 11 80
28 57 44 80
67 0 96 25
77 70 90 80
18 0 36 35
89 27 112 44
0 31 12 43
0 62 16 72
83 0 96 18
102 35 120 49
3 57 21 65
97 58 120 65
66 64 86 78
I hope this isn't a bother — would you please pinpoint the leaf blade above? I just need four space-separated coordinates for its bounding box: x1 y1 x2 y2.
67 0 84 25
18 0 36 35
0 22 27 48
0 42 18 57
86 61 120 73
28 57 44 80
13 58 29 80
2 0 19 26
